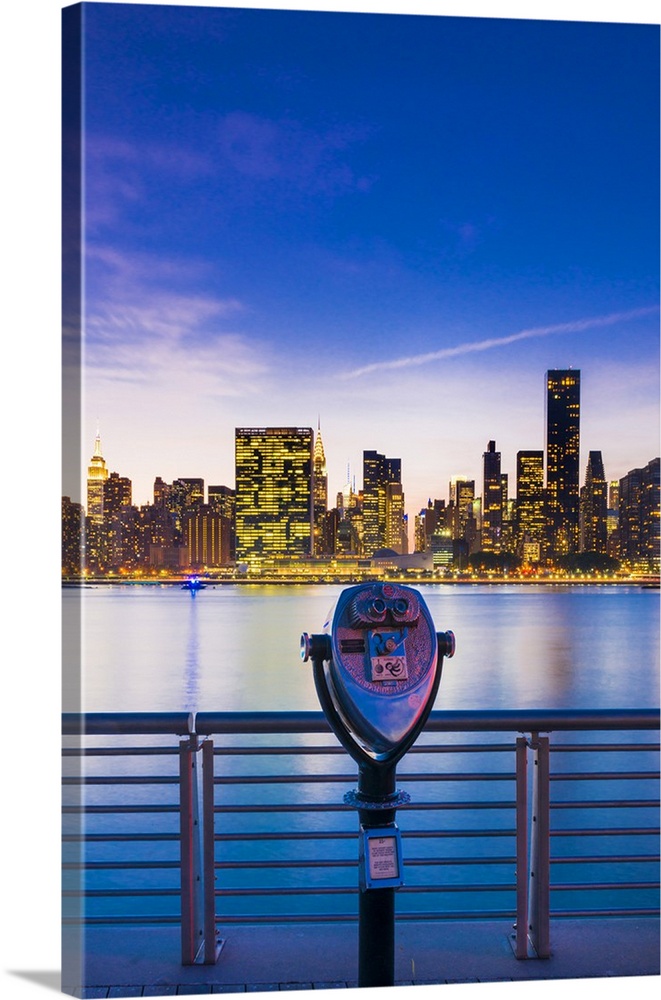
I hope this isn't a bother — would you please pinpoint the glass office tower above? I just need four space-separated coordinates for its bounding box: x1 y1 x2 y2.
545 369 581 555
235 427 314 567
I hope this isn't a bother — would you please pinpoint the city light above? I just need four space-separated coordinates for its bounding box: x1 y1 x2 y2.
61 369 660 585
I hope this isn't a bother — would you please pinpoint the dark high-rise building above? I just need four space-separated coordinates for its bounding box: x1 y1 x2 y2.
546 369 580 555
103 472 132 517
362 450 403 556
619 458 660 571
235 427 313 566
579 451 608 553
449 477 475 542
208 485 236 560
62 496 85 576
183 504 231 568
153 477 171 508
516 451 545 560
175 478 205 506
481 441 502 551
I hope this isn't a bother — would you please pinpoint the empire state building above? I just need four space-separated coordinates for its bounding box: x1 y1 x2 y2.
87 432 108 524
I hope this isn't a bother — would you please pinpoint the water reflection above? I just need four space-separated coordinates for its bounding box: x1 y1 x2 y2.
183 590 200 710
69 584 659 714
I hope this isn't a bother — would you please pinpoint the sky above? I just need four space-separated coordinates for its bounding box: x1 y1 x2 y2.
63 1 660 520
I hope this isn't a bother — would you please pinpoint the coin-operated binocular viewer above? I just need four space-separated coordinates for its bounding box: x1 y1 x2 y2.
301 582 455 988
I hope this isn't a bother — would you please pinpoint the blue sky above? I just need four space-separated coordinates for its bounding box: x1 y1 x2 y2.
69 0 660 515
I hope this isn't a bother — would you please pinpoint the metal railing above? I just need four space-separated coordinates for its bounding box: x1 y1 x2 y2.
62 709 660 966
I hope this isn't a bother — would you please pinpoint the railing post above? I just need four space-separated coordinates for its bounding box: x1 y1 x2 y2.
513 735 529 958
179 734 204 965
201 737 223 963
527 733 551 958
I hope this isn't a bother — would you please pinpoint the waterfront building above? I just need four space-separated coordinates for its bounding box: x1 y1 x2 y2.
481 441 502 552
579 451 608 553
619 458 660 571
140 503 177 565
208 485 236 560
449 477 475 542
153 477 171 508
103 472 132 517
430 528 453 569
62 496 85 575
516 451 545 560
235 427 314 567
385 480 408 554
105 506 143 571
546 369 581 555
313 422 328 555
607 480 620 558
183 504 231 568
362 450 403 557
86 432 108 525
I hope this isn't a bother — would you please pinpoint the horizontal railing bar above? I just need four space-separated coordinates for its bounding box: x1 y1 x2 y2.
207 910 517 923
63 806 180 814
62 747 180 757
213 829 517 841
212 772 516 785
550 800 659 809
63 889 181 897
214 884 515 897
63 917 182 926
550 828 660 837
63 833 180 842
63 776 180 785
63 861 180 870
550 882 660 891
550 908 660 918
551 855 660 864
215 857 516 869
62 712 194 736
213 801 516 813
550 744 660 753
212 744 515 756
195 709 660 735
549 772 659 781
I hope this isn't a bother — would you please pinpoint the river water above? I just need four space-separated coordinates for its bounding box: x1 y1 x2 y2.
66 583 660 714
62 584 660 925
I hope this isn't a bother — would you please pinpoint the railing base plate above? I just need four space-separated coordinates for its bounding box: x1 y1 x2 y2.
193 935 225 965
508 931 551 960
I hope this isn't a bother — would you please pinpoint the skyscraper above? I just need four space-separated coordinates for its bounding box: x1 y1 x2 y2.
481 441 502 551
449 477 475 542
546 369 580 555
362 450 403 556
313 421 328 555
235 427 313 566
86 432 108 524
579 451 608 553
619 457 660 571
516 450 545 560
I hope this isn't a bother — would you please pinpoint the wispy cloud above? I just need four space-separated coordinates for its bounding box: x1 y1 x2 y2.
341 307 659 379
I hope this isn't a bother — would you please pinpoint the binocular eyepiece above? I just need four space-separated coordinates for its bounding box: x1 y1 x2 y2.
302 582 454 765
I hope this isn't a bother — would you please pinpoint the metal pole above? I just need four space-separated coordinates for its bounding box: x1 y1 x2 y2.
514 736 529 959
357 762 397 989
201 738 223 964
528 734 551 958
179 735 198 965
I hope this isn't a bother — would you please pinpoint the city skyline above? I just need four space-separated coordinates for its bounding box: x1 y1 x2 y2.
77 366 658 529
63 2 660 520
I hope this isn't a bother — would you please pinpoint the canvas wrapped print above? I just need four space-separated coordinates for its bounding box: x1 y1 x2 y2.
61 1 660 998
